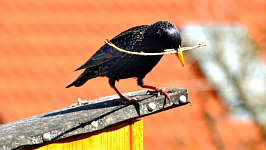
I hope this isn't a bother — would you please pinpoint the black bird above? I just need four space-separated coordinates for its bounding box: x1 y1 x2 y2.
66 21 182 101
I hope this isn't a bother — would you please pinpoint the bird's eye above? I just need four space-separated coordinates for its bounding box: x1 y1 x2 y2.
156 29 168 37
156 30 162 36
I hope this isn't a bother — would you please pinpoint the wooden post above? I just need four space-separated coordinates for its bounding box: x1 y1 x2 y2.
0 88 189 150
31 120 143 150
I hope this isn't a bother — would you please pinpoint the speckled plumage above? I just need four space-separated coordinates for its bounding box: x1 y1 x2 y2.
67 21 182 100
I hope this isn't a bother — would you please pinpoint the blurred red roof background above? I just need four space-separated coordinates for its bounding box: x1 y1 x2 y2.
0 0 265 149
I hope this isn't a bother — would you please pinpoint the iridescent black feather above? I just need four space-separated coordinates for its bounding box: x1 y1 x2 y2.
66 21 181 89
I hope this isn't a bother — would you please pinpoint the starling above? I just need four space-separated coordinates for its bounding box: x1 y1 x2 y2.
66 21 182 101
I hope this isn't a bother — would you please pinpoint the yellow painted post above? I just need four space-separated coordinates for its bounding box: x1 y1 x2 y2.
130 120 143 150
31 120 143 150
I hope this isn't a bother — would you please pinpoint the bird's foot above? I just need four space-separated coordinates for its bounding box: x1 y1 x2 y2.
146 89 172 99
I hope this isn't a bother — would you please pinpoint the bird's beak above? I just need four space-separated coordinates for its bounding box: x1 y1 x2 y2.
175 48 184 67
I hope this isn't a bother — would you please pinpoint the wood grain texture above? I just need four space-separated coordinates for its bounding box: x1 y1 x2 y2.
32 120 143 150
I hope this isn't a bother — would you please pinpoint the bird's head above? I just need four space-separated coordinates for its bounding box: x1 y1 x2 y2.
146 21 184 66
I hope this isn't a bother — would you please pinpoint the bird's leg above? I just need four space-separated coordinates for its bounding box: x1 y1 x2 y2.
137 78 172 99
109 79 136 102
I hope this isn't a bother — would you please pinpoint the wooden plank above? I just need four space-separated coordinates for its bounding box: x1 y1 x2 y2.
0 88 189 149
31 120 143 150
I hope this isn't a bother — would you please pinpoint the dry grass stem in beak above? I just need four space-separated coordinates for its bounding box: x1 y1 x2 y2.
105 39 207 68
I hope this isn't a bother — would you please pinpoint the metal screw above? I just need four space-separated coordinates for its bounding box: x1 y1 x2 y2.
91 121 98 128
179 95 187 103
147 102 156 111
42 132 52 142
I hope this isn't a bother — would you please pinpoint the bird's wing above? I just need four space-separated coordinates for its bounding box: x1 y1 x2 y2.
75 25 148 71
75 47 120 71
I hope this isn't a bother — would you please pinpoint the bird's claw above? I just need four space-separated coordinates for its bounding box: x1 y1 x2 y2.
146 89 172 99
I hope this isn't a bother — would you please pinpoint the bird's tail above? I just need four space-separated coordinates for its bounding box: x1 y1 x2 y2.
66 67 101 88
